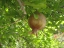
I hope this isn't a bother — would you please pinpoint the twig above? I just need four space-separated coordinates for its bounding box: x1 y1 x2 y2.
17 0 26 14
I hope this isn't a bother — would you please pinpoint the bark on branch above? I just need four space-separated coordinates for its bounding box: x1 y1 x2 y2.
17 0 26 14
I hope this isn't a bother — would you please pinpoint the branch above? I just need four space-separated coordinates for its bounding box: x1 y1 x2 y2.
17 0 26 14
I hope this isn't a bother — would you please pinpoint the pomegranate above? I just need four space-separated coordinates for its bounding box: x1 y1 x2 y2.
28 12 46 35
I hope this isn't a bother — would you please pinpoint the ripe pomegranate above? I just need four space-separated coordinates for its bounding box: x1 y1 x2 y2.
28 12 46 35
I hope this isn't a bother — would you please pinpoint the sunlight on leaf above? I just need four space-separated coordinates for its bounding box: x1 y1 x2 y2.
5 8 8 12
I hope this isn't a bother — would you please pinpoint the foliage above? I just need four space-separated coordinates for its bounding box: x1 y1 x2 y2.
0 0 64 48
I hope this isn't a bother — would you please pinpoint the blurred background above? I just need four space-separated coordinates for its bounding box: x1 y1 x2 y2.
0 0 64 48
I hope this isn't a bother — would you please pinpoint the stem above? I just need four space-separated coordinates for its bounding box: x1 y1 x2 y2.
17 0 26 14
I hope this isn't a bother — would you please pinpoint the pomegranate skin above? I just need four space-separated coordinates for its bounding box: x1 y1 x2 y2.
28 13 46 30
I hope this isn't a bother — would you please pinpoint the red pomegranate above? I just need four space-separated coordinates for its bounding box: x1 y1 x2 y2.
28 12 46 35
